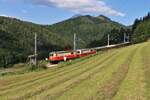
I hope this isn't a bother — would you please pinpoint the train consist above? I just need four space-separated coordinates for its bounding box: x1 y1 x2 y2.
49 49 96 64
48 42 130 64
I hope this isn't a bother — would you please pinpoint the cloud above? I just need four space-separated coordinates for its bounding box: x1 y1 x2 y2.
25 0 125 16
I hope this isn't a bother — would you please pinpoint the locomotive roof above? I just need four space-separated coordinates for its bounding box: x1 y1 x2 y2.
50 50 75 54
50 49 95 54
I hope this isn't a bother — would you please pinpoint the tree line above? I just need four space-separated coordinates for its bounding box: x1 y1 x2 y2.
131 12 150 43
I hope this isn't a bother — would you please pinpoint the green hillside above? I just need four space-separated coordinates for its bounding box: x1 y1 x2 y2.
0 16 70 67
0 41 150 100
48 15 126 48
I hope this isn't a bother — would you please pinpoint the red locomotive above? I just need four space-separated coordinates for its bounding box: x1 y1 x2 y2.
49 49 96 64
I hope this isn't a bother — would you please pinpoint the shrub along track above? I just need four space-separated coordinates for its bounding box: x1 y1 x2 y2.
0 42 150 100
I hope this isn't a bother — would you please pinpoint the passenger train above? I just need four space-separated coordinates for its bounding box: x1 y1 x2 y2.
49 49 96 64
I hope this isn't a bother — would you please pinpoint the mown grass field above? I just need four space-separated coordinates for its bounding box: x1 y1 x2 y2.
0 41 150 100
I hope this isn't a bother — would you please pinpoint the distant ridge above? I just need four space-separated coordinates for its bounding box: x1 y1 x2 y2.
48 14 126 48
97 15 111 21
71 14 83 19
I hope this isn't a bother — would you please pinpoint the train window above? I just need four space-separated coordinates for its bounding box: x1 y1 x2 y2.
71 52 74 54
54 53 57 57
49 53 53 56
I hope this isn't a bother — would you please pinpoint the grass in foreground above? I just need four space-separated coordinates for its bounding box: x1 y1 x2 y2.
0 42 150 100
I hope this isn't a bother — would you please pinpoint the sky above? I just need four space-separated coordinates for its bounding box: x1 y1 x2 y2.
0 0 150 26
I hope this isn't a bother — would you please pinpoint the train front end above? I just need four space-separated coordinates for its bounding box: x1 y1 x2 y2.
49 52 61 64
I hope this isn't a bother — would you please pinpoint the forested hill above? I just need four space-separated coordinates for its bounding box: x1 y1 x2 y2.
0 16 70 67
0 15 126 67
48 15 126 48
132 12 150 43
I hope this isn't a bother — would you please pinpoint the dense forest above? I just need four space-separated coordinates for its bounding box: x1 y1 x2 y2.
87 28 131 48
132 12 150 43
0 17 69 67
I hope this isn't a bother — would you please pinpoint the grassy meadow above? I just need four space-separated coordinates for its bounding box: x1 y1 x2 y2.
0 41 150 100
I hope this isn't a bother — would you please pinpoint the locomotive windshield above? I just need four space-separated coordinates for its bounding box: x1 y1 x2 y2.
49 53 54 57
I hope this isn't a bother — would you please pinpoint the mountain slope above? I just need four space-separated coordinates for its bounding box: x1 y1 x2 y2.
0 16 70 67
48 15 126 48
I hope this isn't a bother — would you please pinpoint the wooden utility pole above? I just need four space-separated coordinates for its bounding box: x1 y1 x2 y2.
124 33 126 43
28 33 38 66
107 34 110 47
34 33 37 66
127 33 130 42
74 33 76 50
